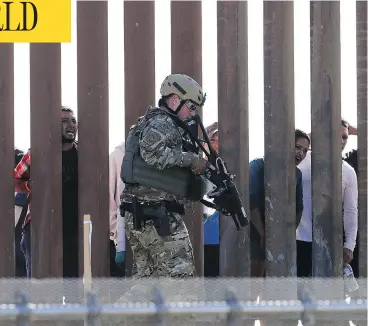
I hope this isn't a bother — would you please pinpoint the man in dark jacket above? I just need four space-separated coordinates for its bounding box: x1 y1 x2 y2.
14 148 28 277
14 106 79 279
249 129 310 277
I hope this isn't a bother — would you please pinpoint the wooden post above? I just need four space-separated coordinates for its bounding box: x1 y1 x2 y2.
29 44 63 278
217 1 249 277
0 44 15 277
310 1 343 277
263 1 296 277
123 0 156 276
171 0 204 276
83 215 92 293
77 1 110 277
356 0 367 278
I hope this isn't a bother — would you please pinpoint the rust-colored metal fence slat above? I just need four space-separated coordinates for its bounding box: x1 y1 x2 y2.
310 1 343 278
29 44 63 278
356 0 368 279
171 0 204 276
0 43 15 278
217 1 250 278
123 0 156 277
77 0 110 278
263 1 296 278
124 0 156 138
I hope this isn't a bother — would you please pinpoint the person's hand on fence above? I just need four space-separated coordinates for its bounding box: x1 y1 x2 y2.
348 125 357 136
343 247 353 264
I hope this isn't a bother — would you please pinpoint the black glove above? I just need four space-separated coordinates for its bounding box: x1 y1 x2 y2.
212 189 235 215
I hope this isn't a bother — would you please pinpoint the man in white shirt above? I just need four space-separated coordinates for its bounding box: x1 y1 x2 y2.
296 119 358 277
342 124 361 278
109 142 126 276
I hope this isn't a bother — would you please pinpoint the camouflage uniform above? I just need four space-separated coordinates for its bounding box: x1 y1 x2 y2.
121 106 197 279
117 75 209 326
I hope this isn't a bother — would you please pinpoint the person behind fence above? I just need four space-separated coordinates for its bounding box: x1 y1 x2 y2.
342 123 360 279
109 141 126 277
14 147 28 277
14 106 79 279
296 119 358 278
249 129 309 278
120 73 213 282
203 122 220 277
341 123 363 326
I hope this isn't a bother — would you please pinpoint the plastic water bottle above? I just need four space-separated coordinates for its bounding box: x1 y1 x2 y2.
343 264 359 293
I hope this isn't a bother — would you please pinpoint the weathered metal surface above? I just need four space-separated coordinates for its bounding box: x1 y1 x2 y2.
356 0 368 279
123 0 156 277
0 44 15 277
29 44 63 278
310 1 343 277
217 1 249 278
263 1 296 277
77 1 110 277
124 0 155 137
171 0 204 276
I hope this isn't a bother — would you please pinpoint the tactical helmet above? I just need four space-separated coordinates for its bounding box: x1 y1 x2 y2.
160 74 206 107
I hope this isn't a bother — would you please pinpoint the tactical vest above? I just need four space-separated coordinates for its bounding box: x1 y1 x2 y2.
121 107 206 201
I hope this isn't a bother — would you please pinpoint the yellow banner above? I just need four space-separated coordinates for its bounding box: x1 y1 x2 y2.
0 0 71 43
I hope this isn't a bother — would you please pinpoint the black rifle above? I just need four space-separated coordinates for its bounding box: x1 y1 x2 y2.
180 114 249 231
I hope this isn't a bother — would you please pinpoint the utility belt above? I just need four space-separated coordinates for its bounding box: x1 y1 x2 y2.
121 197 185 237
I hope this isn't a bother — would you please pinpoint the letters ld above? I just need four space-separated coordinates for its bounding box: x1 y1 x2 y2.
0 1 38 31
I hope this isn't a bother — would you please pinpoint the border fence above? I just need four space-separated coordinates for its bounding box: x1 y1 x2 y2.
0 278 366 325
0 0 367 322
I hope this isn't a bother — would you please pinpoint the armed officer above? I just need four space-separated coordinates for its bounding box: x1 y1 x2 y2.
120 74 212 279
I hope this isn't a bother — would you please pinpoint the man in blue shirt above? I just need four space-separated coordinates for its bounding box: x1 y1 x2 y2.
249 129 310 277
